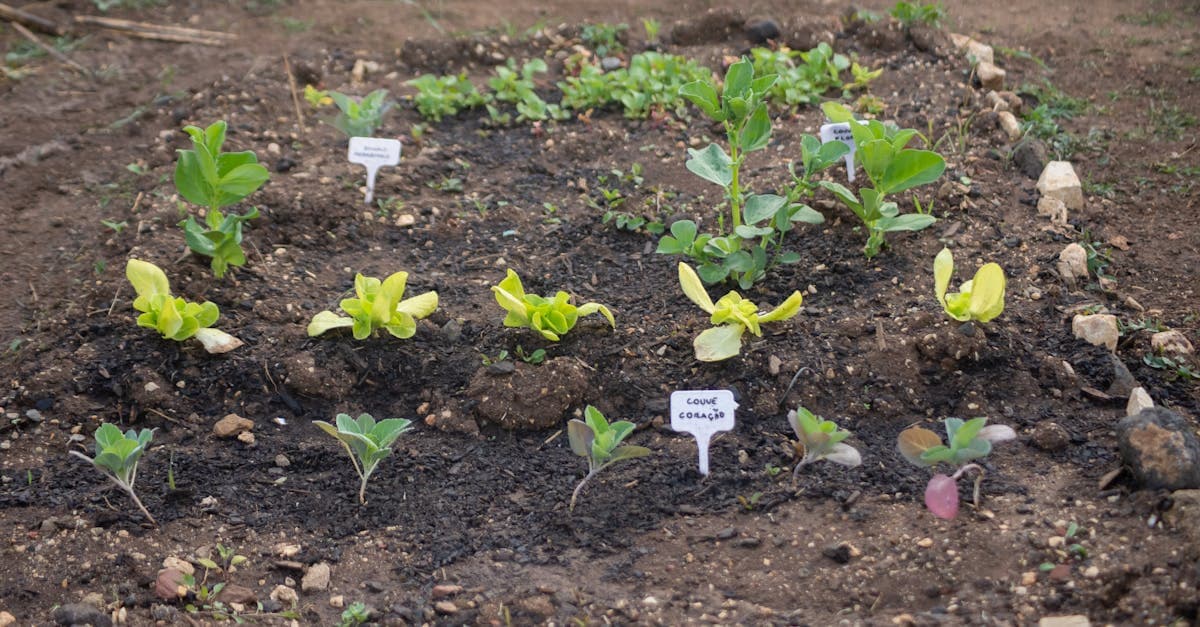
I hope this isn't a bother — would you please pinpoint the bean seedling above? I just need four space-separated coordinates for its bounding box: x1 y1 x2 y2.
934 248 1006 323
897 417 1015 519
308 271 438 340
567 405 650 511
787 406 861 481
314 413 413 504
678 262 803 361
491 269 614 341
329 89 395 137
69 423 157 525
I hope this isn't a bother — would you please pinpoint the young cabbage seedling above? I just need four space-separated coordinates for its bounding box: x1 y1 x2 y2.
126 259 242 353
69 423 157 525
787 406 861 482
897 417 1015 519
174 121 269 278
314 413 413 504
307 271 438 340
491 269 615 341
934 248 1006 323
678 262 803 361
567 405 650 511
329 89 395 137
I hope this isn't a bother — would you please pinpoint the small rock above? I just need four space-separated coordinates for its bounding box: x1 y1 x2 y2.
53 603 111 627
1107 354 1140 397
301 562 331 592
213 413 254 438
997 110 1021 141
162 556 194 576
81 592 105 610
1021 571 1038 586
216 584 257 605
434 601 458 615
948 33 994 64
155 568 187 600
1047 564 1072 582
1037 161 1084 211
1032 422 1070 452
0 612 13 627
1057 244 1089 284
25 409 43 422
1072 314 1119 351
237 431 256 445
599 56 622 71
744 17 781 44
1127 387 1154 416
274 454 290 468
1013 139 1048 179
977 61 1006 90
329 595 345 609
1083 566 1099 578
270 585 299 606
985 90 1009 112
1037 196 1068 225
440 319 463 343
1037 616 1090 627
1117 408 1200 490
431 584 463 599
1151 330 1194 355
917 537 934 548
275 157 296 173
821 543 852 564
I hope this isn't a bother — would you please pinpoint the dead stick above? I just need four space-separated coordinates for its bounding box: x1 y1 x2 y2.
74 15 234 46
0 2 63 37
283 55 306 134
10 22 90 76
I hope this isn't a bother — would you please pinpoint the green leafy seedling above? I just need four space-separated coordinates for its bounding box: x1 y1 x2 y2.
315 413 413 504
897 417 1015 519
491 269 615 341
787 406 861 481
69 423 157 525
567 405 650 511
934 248 1006 323
329 89 395 137
308 271 438 340
174 120 269 278
679 262 803 361
126 259 241 353
405 73 485 122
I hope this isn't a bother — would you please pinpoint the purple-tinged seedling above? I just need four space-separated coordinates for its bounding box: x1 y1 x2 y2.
897 417 1014 519
787 406 861 483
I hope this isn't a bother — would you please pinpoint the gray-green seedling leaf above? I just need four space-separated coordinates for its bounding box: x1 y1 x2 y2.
685 144 733 188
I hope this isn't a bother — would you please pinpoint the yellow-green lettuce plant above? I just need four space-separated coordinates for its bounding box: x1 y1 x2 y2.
491 269 614 341
934 248 1006 323
678 262 803 361
308 272 438 340
126 259 241 353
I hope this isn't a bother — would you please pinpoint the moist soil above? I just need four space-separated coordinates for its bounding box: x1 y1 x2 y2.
2 0 1199 625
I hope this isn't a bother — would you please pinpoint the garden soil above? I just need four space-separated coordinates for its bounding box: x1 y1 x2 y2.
1 0 1198 625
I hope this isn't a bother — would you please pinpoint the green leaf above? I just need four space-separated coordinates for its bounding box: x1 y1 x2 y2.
694 324 745 361
968 263 1006 323
740 104 772 152
897 427 942 467
679 80 723 121
952 417 988 450
607 445 651 463
858 138 892 185
743 194 787 224
722 58 753 100
215 163 270 206
567 419 594 458
876 213 936 232
125 259 170 304
820 101 854 123
788 204 825 224
879 149 946 195
817 181 861 214
685 144 733 188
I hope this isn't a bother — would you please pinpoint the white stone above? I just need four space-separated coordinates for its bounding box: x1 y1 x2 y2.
162 556 194 576
0 611 15 627
270 585 298 606
1038 196 1068 225
1127 387 1154 416
1038 616 1091 627
1037 161 1084 211
985 90 1009 112
1072 314 1119 351
998 110 1021 141
329 595 345 608
301 562 331 591
1151 330 1194 355
1056 243 1089 283
949 33 994 64
977 61 1006 90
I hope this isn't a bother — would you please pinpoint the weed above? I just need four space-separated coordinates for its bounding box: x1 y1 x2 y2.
890 1 947 28
1143 354 1199 381
580 22 628 57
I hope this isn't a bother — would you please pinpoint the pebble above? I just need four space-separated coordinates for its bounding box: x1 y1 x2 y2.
1126 387 1154 416
0 612 13 627
1083 566 1099 578
434 601 458 615
917 537 934 548
1150 330 1194 355
25 409 43 422
270 585 299 606
1021 571 1038 586
1031 422 1070 452
329 595 344 608
1038 616 1090 627
237 431 256 445
301 562 331 591
1117 407 1200 490
213 414 254 438
1037 196 1068 225
1037 161 1084 211
431 584 463 598
977 61 1006 90
162 556 194 575
52 603 109 627
1057 244 1089 284
274 454 290 468
1072 314 1119 351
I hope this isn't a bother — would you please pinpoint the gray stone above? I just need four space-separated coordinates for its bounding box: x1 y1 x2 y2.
1037 161 1084 211
1072 314 1118 351
1013 139 1048 179
1117 407 1200 490
301 562 331 592
743 17 781 44
53 603 111 627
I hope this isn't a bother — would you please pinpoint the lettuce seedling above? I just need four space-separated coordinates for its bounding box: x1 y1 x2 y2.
126 259 242 353
491 269 614 341
934 248 1006 323
69 423 157 525
567 405 650 511
679 262 803 361
314 413 413 504
307 271 438 340
329 89 395 137
787 406 861 481
174 120 269 278
406 73 486 122
897 417 1015 519
818 102 945 258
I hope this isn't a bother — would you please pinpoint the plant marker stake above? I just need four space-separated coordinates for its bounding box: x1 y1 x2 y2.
670 390 737 475
818 122 856 183
347 137 401 205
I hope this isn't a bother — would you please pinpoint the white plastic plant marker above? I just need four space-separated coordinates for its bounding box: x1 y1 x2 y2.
347 137 401 205
819 122 856 183
670 390 737 475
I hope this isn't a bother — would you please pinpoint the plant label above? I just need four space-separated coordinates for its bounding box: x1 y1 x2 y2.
819 122 856 183
670 390 737 475
347 137 401 205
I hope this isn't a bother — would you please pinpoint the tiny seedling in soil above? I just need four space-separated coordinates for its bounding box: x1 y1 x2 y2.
405 73 486 122
329 89 395 137
304 84 331 108
787 406 861 481
174 120 269 278
126 259 241 353
339 602 372 627
314 413 413 505
567 405 650 511
890 1 947 28
69 423 157 525
678 262 803 361
934 247 1006 323
897 417 1015 519
491 269 615 341
308 271 438 340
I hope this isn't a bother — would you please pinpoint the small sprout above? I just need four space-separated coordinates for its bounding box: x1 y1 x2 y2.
126 259 242 353
897 417 1015 519
678 262 803 361
934 248 1006 323
567 405 650 511
491 269 615 341
314 413 413 504
307 271 438 340
339 602 372 627
69 423 157 525
787 406 861 481
329 89 395 137
180 207 259 279
303 84 331 108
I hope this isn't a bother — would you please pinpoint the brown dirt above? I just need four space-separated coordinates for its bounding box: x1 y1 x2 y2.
1 0 1198 625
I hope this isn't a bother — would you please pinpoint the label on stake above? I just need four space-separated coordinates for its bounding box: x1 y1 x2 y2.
670 390 737 475
818 122 856 183
347 137 401 205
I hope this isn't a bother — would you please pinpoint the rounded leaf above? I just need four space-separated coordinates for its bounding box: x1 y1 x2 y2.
925 474 960 519
897 427 942 467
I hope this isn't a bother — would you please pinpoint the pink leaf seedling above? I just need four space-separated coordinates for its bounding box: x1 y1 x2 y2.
924 473 959 520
